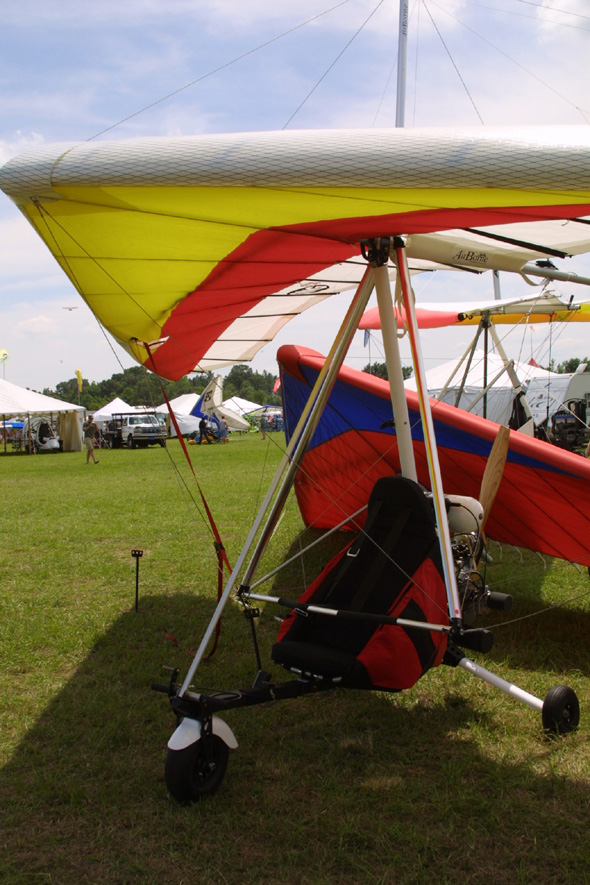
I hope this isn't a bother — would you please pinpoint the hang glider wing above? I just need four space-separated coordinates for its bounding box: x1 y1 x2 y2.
3 127 590 380
278 344 590 567
193 376 224 415
405 224 590 274
191 376 250 431
359 292 590 331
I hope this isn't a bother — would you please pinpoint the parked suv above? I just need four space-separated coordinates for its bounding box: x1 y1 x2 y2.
102 411 167 449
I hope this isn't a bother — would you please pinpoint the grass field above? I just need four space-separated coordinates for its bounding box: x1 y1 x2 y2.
2 434 590 884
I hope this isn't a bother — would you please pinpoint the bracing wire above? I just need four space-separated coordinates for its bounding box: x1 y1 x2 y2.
282 0 385 129
422 1 484 125
487 586 590 632
426 0 590 122
477 0 590 28
31 200 228 562
249 382 453 621
86 0 354 142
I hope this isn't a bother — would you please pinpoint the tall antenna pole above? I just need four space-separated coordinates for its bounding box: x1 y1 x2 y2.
396 0 409 127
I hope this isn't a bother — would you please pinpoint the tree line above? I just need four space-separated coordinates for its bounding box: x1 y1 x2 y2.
42 364 282 412
363 356 590 381
40 355 590 411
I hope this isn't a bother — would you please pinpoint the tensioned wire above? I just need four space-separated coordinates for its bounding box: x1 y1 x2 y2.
248 382 460 623
282 0 385 130
85 0 357 142
29 202 238 566
421 1 484 125
256 338 590 610
424 0 590 123
79 0 590 141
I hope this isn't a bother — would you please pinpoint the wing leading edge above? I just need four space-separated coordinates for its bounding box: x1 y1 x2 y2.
3 127 590 380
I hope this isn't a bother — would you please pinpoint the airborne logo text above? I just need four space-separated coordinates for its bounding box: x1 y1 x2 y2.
452 249 489 265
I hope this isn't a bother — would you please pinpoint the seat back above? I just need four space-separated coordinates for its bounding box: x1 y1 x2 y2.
272 475 449 691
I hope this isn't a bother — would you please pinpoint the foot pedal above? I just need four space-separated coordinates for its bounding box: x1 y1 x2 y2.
252 670 272 688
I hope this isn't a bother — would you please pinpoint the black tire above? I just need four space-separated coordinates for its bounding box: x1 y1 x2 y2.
127 434 135 449
165 735 229 802
542 685 580 735
159 439 166 447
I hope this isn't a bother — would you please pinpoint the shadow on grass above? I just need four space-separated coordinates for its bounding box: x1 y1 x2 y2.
2 593 590 884
476 551 590 678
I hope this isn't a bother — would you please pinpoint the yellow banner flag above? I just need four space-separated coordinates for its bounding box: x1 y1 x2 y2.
76 369 83 393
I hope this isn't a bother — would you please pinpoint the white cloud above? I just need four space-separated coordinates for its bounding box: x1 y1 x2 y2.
15 313 57 336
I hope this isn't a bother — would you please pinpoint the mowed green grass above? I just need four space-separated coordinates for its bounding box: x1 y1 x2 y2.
2 435 590 885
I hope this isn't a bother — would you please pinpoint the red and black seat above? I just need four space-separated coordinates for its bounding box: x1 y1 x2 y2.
272 475 449 691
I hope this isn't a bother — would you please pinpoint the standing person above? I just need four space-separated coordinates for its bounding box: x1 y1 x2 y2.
260 414 267 440
199 416 215 444
83 415 99 464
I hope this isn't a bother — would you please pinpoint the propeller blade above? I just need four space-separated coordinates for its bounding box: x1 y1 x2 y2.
479 425 511 529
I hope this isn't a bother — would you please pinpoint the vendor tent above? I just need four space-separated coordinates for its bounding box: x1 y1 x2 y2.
161 393 200 414
92 397 133 422
221 396 262 416
0 378 84 451
158 391 250 436
404 350 569 428
156 393 201 438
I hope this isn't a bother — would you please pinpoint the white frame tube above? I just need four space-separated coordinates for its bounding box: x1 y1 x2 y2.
395 0 409 128
488 321 535 425
374 264 417 481
178 267 376 696
244 591 450 635
458 656 543 711
393 238 463 624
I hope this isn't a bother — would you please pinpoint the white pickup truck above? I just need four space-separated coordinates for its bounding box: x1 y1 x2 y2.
103 411 167 449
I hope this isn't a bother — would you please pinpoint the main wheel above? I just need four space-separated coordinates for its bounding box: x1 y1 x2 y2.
165 735 229 802
542 685 580 735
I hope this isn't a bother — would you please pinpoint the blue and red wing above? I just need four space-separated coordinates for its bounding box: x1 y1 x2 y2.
278 345 590 566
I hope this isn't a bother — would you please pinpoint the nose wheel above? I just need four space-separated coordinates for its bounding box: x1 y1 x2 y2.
165 734 230 802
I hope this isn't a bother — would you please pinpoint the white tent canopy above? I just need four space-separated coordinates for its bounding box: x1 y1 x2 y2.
92 397 133 422
222 396 262 416
159 393 200 414
156 391 250 436
0 378 84 451
404 350 570 427
155 394 201 438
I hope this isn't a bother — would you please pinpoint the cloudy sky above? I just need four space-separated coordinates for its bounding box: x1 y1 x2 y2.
2 0 590 390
